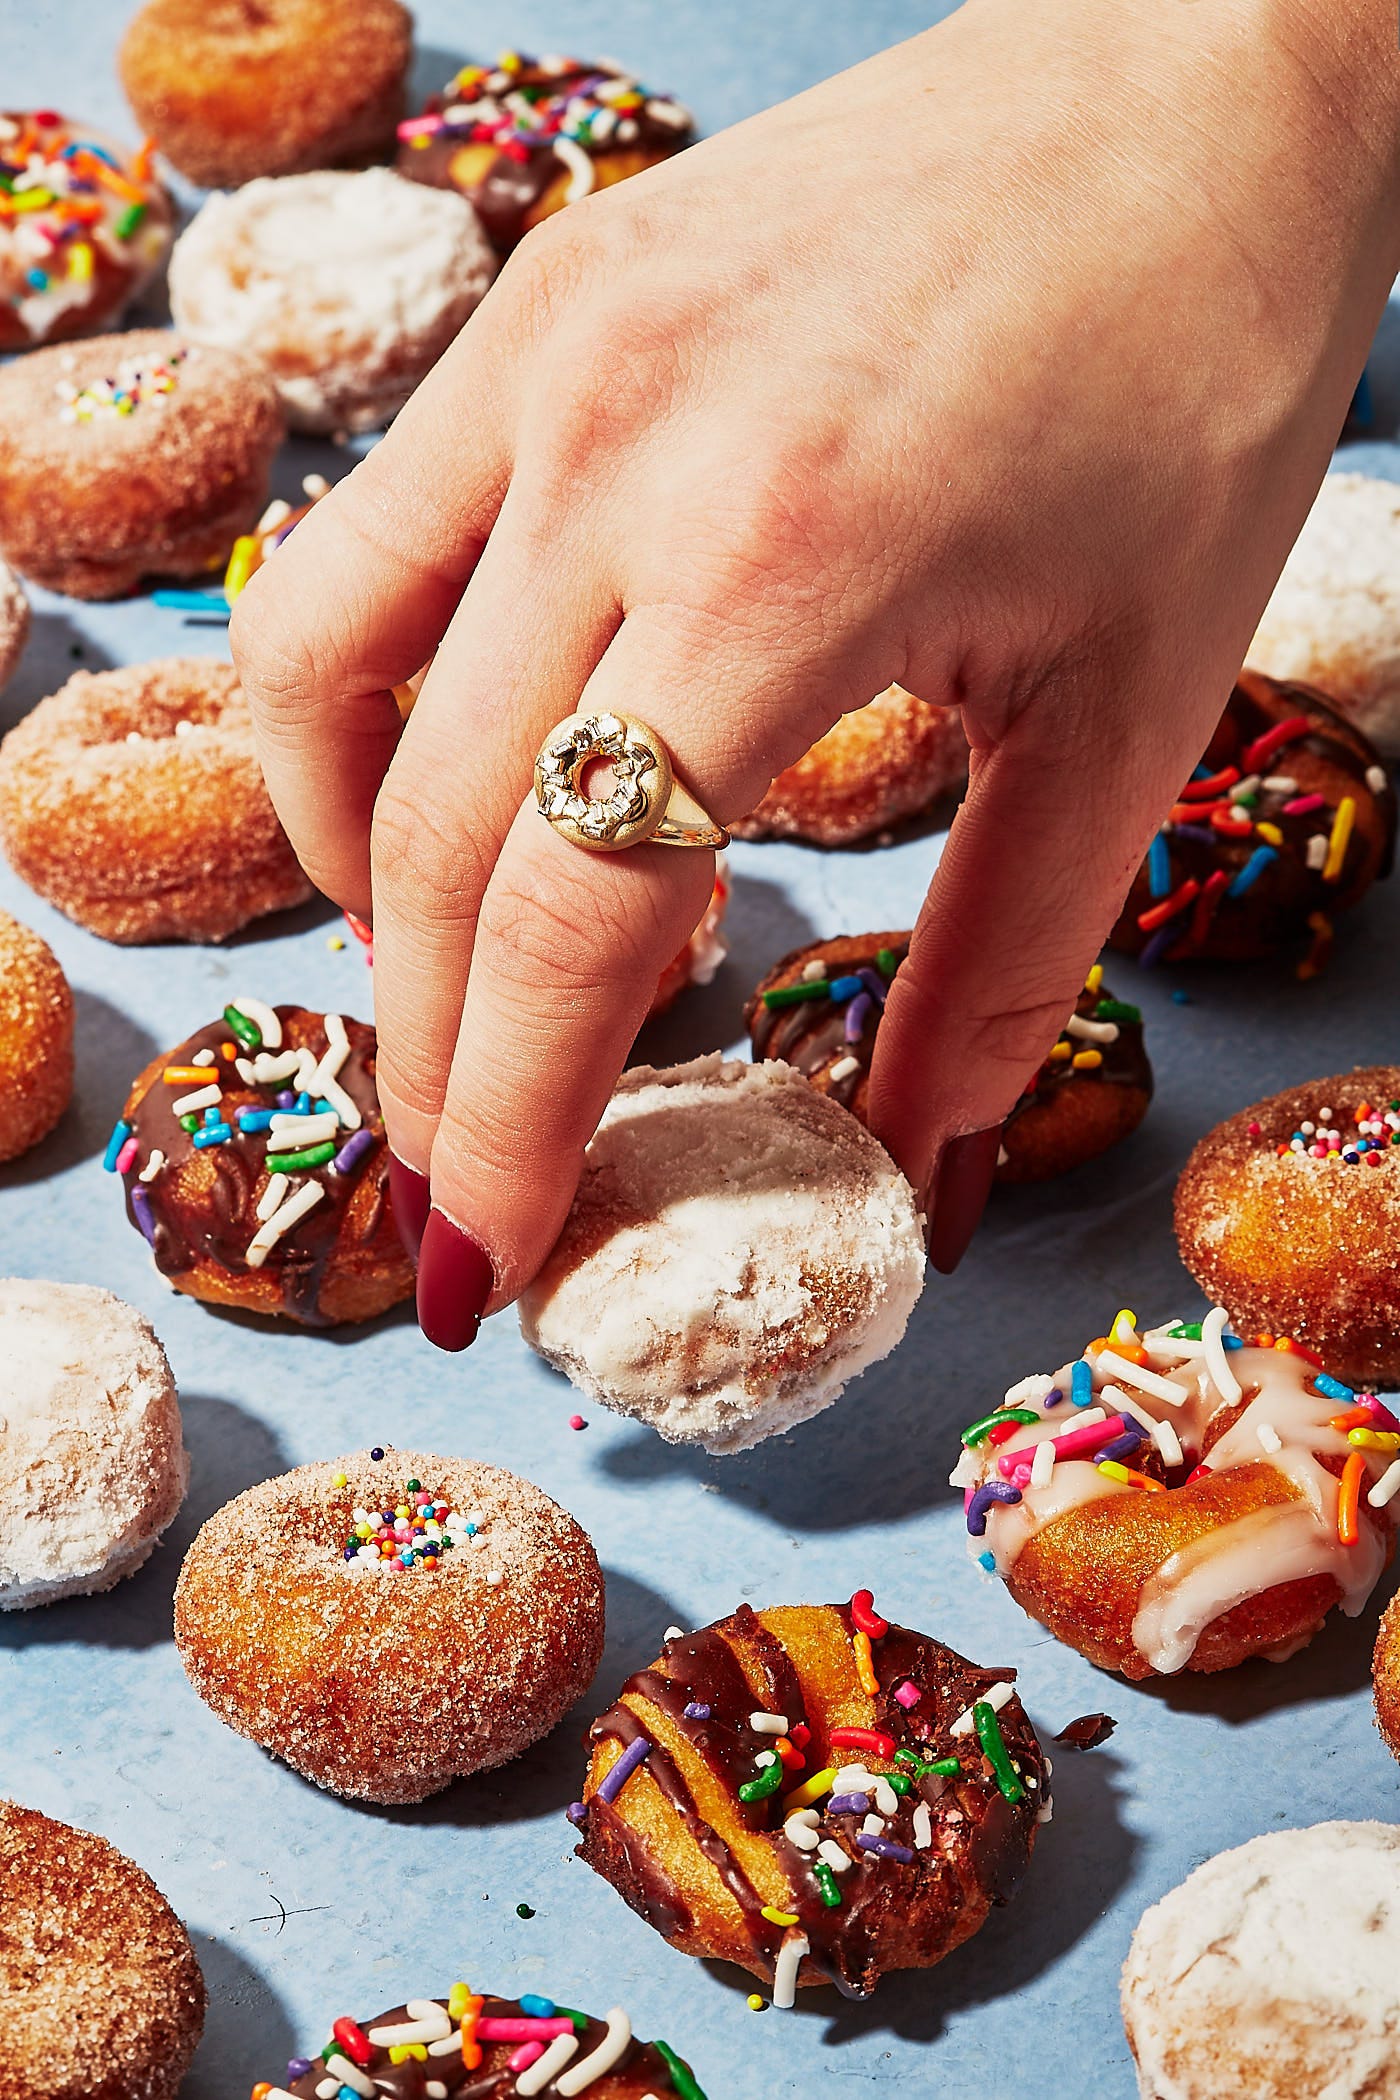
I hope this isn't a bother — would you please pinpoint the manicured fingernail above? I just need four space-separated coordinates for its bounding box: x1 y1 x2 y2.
387 1152 431 1263
416 1208 494 1352
926 1126 1003 1275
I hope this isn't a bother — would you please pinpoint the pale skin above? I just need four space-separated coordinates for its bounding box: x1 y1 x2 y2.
233 0 1400 1347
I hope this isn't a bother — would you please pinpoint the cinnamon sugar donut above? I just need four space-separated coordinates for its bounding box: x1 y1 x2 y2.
119 0 412 190
267 1984 705 2099
110 1001 413 1328
0 113 172 351
518 1055 926 1454
647 863 729 1020
0 331 283 600
1109 670 1396 971
397 52 694 252
0 914 72 1164
0 659 312 943
174 1450 605 1802
731 685 967 847
1176 1067 1400 1389
0 1799 206 2099
951 1308 1398 1680
575 1599 1047 2002
0 561 29 694
170 169 497 434
1377 1593 1400 1768
747 940 1151 1180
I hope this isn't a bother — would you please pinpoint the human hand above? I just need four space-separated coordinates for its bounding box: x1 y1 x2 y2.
232 0 1400 1348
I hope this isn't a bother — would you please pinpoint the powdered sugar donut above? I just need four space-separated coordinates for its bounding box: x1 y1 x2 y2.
0 331 283 600
1249 472 1400 757
1121 1823 1400 2099
0 913 73 1164
170 169 498 433
0 1280 186 1610
519 1055 926 1453
0 561 28 694
0 659 313 943
174 1450 604 1802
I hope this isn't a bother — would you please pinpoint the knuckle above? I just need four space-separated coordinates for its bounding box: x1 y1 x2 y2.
477 864 663 1007
370 786 489 918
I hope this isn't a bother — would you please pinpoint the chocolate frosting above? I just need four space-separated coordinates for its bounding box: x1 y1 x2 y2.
581 1604 1045 2000
120 1006 388 1325
1006 978 1152 1130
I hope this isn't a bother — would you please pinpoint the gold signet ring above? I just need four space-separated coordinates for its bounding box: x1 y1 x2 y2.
533 711 729 853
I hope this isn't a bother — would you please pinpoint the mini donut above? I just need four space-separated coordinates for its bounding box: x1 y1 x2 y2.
0 914 73 1164
951 1307 1398 1680
110 1001 414 1328
1376 1592 1400 1768
747 942 1151 1180
397 52 695 253
170 170 498 434
1109 670 1395 971
0 659 313 944
266 1985 704 2099
119 0 413 190
0 330 283 600
0 1798 206 2100
0 559 29 693
0 1280 185 1609
0 113 172 351
174 1449 605 1803
647 862 729 1020
1175 1066 1400 1389
575 1599 1047 2003
518 1054 926 1454
731 684 968 847
1121 1823 1400 2099
1249 472 1400 758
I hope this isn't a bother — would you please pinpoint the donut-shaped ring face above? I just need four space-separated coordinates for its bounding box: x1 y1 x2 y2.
952 1310 1399 1681
576 1601 1046 2001
534 710 675 852
174 1451 606 1804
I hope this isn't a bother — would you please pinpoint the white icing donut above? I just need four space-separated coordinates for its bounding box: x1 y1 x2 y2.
951 1308 1397 1676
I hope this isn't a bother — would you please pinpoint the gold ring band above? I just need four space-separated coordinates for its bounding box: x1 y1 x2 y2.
533 711 729 853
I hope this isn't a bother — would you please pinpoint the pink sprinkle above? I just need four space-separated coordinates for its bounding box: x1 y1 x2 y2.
893 1681 921 1710
1247 1120 1262 1138
1282 793 1326 816
115 1136 139 1174
569 1413 586 1431
476 2018 576 2043
1361 1395 1400 1433
998 1414 1126 1479
509 2042 546 2074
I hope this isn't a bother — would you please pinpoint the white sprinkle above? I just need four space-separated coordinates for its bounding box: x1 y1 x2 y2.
193 1047 216 1066
325 2061 375 2100
828 1054 861 1084
872 1777 898 1817
367 2012 453 2045
647 96 693 128
1256 1422 1283 1454
801 959 826 981
173 718 194 736
231 997 283 1051
861 1813 885 1837
950 1680 1015 1737
911 1802 933 1849
1094 1349 1186 1406
1037 1800 1055 1824
1004 1373 1057 1410
817 1838 852 1873
1368 1459 1400 1509
1319 1106 1333 1122
1367 764 1389 793
783 1811 820 1851
771 1932 809 2011
255 1172 290 1222
1065 1013 1119 1043
1262 775 1297 794
404 2000 448 2023
303 472 331 500
245 1180 324 1267
255 497 292 533
1306 834 1329 871
427 2085 448 2099
1150 1414 1184 1468
996 1143 1010 1167
171 1083 221 1116
556 2005 632 2093
245 1049 301 1086
663 1625 684 1642
553 132 599 203
316 2081 340 2100
1030 1440 1055 1489
749 1711 788 1735
1228 773 1261 802
834 1764 874 1793
486 1569 503 1587
517 2035 580 2095
138 1149 165 1183
267 1112 340 1150
124 730 144 744
1202 1306 1243 1405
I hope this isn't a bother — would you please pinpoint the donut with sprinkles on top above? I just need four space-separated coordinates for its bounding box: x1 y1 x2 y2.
951 1307 1399 1680
108 1001 413 1327
1176 1066 1400 1388
1109 669 1395 971
731 684 968 847
575 1599 1046 2002
397 51 694 252
747 942 1151 1180
0 112 172 351
175 1450 605 1803
260 1985 706 2100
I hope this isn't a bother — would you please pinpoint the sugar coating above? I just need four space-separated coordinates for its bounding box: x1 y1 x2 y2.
170 168 498 432
0 561 28 692
1122 1822 1400 2099
732 684 968 845
519 1055 926 1453
0 1279 187 1609
0 911 73 1163
1249 473 1400 756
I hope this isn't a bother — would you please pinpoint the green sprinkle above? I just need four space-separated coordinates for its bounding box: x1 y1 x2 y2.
960 1406 1040 1448
894 1747 932 1775
553 2008 590 2033
114 200 147 239
885 1771 913 1796
927 1756 962 1777
875 947 900 978
406 1478 420 1492
973 1701 1025 1803
1093 998 1141 1024
738 1757 785 1803
655 2039 708 2100
179 1112 200 1133
813 1862 842 1907
515 1902 535 1918
222 1003 261 1051
270 1141 336 1172
761 980 831 1010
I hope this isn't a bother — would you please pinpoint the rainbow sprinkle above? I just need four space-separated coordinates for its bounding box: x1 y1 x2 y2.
341 1475 478 1573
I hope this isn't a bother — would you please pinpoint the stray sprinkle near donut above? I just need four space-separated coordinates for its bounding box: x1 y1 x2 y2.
259 1986 706 2099
952 1308 1399 1679
574 1599 1047 2002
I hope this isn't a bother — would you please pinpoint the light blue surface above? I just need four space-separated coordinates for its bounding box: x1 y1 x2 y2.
3 5 1400 2095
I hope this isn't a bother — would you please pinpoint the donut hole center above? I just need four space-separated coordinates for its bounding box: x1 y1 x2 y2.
579 754 620 804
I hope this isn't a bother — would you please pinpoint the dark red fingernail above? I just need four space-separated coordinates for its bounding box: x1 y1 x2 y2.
926 1126 1003 1275
417 1209 494 1352
387 1153 431 1264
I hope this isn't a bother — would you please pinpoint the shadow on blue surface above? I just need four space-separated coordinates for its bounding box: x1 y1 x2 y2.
0 987 158 1186
186 1932 296 2098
